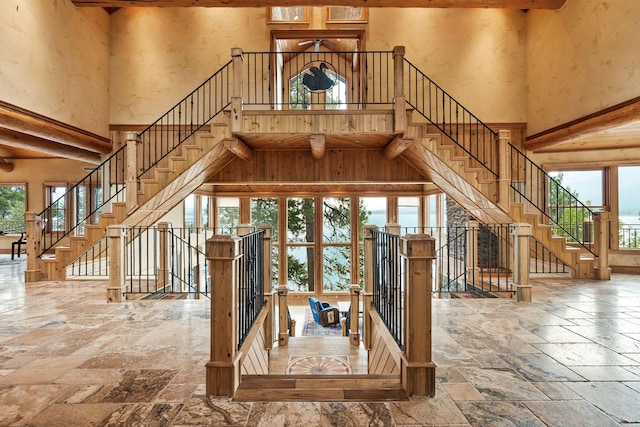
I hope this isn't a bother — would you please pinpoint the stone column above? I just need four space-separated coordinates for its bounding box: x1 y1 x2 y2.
593 212 611 280
512 223 532 302
107 225 126 303
401 234 437 397
205 234 241 397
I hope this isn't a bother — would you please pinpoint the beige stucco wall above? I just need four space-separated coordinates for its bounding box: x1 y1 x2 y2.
109 8 270 124
526 0 640 135
367 8 527 123
0 0 110 137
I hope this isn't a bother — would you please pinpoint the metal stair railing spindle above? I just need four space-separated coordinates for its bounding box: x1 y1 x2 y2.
404 58 498 178
509 144 596 255
37 61 232 257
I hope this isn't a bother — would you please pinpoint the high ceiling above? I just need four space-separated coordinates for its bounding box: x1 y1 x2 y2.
71 0 567 8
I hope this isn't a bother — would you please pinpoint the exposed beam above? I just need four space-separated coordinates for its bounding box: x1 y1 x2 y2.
0 128 102 164
0 159 14 173
384 135 413 159
71 0 567 9
526 97 640 152
223 137 253 161
310 134 325 160
0 101 112 155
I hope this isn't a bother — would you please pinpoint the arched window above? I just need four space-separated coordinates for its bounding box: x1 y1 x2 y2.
289 68 347 110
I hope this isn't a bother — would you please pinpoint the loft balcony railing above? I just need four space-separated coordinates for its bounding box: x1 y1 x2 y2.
35 47 597 265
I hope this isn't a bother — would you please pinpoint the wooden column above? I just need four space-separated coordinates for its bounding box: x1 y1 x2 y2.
512 223 532 302
466 220 480 285
497 129 511 211
401 234 436 396
24 212 42 283
349 284 361 346
393 46 406 134
107 225 126 303
593 212 611 280
157 222 170 292
231 48 244 134
205 234 242 397
259 225 274 350
362 224 378 350
278 285 290 346
125 131 140 214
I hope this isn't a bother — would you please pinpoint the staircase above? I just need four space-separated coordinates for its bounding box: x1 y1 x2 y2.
234 374 407 402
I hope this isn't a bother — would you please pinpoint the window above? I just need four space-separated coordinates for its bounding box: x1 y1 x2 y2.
45 185 67 234
184 194 196 230
252 198 279 289
398 197 420 231
217 197 239 233
268 7 309 24
289 67 348 110
287 197 315 291
618 165 640 249
323 197 351 292
0 185 26 233
327 7 368 23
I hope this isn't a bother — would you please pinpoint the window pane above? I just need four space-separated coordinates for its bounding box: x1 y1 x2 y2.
618 165 640 249
323 197 350 243
398 196 419 230
49 186 66 232
361 197 386 229
251 198 279 241
270 6 305 22
548 170 602 206
287 246 314 292
184 194 195 229
287 198 314 243
201 196 209 228
0 185 25 232
323 246 351 292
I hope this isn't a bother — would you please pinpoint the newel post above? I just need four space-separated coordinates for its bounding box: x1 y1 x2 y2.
258 224 274 350
205 234 241 397
24 212 42 283
231 48 244 134
512 223 532 302
362 224 378 350
278 285 291 345
157 222 170 292
466 220 480 284
125 131 140 214
349 284 361 346
401 234 437 396
393 46 406 134
593 212 611 280
497 129 512 211
107 225 126 303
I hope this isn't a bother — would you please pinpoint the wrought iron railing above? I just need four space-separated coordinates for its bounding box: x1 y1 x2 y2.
37 61 232 256
237 229 266 349
618 223 640 249
242 51 394 108
509 145 596 255
370 229 404 350
404 58 498 178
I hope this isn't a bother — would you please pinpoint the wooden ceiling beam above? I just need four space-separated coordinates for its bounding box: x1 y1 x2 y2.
0 128 102 164
223 137 253 161
310 134 325 160
0 159 14 173
0 101 112 155
71 0 567 9
526 97 640 152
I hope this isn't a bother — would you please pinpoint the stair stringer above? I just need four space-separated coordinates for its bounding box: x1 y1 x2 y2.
401 121 596 279
41 122 237 280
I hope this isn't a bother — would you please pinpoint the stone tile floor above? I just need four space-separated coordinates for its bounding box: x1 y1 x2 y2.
0 256 639 426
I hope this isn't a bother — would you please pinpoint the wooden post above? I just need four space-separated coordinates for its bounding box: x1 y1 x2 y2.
393 46 406 134
278 285 290 346
497 129 511 211
24 212 42 283
231 48 244 134
125 131 139 214
349 284 361 346
107 225 126 303
259 225 274 350
157 222 170 292
205 234 242 397
466 220 480 287
401 234 437 396
362 224 378 350
386 223 401 236
593 212 611 280
512 223 532 302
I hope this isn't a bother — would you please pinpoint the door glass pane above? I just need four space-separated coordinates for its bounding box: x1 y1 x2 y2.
323 246 351 292
323 197 350 243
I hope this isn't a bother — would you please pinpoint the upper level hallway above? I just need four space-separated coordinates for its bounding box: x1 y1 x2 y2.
0 256 638 425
